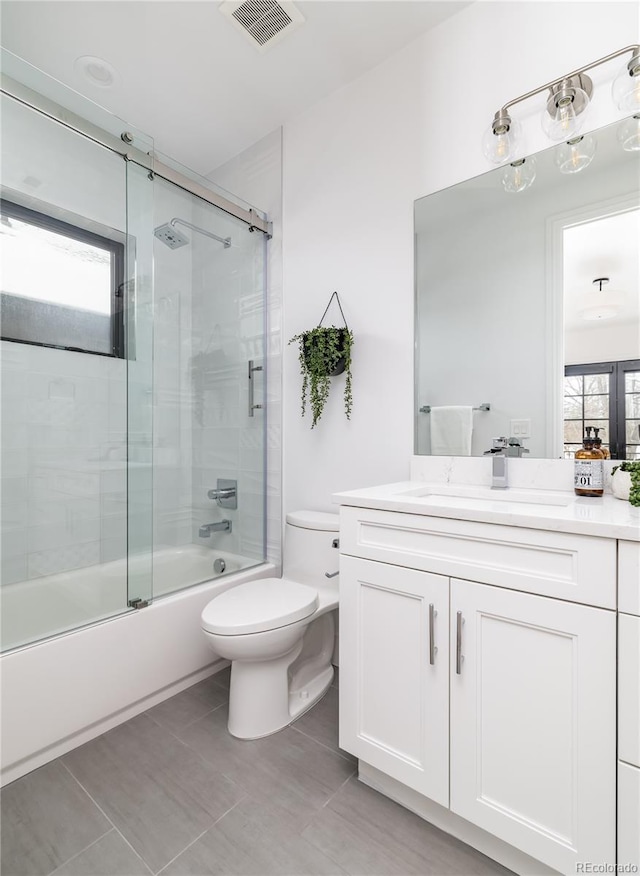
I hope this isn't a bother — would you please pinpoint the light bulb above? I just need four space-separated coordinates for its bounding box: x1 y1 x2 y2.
612 55 640 111
482 114 523 165
554 134 597 174
501 157 536 193
542 91 588 140
617 114 640 151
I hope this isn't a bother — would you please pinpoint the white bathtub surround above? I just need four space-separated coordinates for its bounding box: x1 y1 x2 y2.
0 561 275 787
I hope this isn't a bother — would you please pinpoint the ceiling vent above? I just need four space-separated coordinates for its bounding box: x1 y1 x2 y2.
219 0 304 52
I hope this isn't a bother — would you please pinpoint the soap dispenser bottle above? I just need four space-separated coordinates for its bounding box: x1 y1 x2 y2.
592 427 610 459
574 428 604 497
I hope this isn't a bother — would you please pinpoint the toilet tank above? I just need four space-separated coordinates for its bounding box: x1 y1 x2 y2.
283 510 340 588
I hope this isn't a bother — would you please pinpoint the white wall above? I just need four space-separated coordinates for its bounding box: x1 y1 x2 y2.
566 323 640 366
282 1 639 513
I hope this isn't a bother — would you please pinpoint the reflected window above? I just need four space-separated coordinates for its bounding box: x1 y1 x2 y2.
0 199 124 357
564 360 640 459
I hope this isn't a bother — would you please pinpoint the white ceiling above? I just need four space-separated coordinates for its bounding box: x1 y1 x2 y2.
0 0 470 175
563 209 640 331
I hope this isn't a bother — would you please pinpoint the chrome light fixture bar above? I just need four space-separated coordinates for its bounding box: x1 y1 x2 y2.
483 44 640 165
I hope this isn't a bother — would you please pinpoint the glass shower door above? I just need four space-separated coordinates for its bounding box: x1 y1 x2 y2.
150 173 267 598
125 160 155 609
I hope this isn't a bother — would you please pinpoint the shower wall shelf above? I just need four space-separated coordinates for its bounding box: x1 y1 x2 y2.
419 403 491 414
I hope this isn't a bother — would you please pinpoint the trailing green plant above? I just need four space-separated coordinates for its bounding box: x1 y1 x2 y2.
289 326 354 428
612 460 640 506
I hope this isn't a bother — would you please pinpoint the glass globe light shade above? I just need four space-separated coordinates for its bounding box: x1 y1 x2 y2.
617 115 640 152
554 134 597 174
501 157 536 193
612 57 640 112
542 87 589 141
482 116 523 165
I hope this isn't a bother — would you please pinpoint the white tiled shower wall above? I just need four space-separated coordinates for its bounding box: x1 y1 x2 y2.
207 128 283 569
0 340 127 584
151 182 194 555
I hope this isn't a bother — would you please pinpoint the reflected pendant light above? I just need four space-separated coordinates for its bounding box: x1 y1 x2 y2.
579 277 624 321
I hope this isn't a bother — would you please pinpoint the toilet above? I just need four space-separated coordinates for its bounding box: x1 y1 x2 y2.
201 510 340 739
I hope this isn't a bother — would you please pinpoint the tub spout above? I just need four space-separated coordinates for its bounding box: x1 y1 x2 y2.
199 520 232 537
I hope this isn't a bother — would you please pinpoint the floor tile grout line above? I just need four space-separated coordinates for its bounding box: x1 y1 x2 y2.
60 761 154 875
46 827 115 876
289 723 356 766
319 768 358 811
153 794 248 876
143 698 226 736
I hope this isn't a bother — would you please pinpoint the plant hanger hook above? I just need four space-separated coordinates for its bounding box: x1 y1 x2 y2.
318 291 349 331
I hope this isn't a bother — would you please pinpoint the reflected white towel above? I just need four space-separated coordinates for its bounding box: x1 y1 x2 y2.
429 406 473 456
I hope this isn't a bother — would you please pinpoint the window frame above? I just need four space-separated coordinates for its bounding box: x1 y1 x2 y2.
0 198 125 359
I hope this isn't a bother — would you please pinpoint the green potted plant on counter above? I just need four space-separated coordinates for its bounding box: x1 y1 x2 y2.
289 293 353 429
611 460 640 506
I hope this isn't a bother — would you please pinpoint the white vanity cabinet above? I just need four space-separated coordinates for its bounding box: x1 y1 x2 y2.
339 555 449 807
339 505 617 876
450 578 616 873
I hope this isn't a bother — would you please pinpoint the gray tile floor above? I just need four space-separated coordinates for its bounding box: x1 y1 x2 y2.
1 668 512 876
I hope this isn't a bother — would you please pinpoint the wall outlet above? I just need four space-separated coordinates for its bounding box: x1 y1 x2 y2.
510 419 531 439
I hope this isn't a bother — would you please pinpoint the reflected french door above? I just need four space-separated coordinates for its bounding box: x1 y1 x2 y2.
564 359 640 460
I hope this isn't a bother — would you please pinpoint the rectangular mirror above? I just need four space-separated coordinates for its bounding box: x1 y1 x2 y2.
415 114 640 459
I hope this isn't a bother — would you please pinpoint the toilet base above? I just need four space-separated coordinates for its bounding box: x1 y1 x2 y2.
228 651 334 740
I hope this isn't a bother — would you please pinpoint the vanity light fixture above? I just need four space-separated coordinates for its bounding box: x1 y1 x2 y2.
483 44 640 165
501 157 536 193
554 134 597 175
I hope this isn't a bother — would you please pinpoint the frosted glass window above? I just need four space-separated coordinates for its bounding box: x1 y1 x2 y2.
0 199 124 356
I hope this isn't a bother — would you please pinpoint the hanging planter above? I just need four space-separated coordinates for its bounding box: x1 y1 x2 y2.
289 292 353 428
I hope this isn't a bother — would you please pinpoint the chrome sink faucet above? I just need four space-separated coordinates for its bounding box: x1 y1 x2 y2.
199 520 232 537
483 437 530 489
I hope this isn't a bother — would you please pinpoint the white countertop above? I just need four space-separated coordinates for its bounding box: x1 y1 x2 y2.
332 481 640 541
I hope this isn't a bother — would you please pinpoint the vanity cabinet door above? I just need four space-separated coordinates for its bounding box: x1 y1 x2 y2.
450 578 616 875
339 555 449 806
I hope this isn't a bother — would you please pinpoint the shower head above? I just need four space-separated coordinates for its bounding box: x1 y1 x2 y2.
154 217 231 250
154 222 190 249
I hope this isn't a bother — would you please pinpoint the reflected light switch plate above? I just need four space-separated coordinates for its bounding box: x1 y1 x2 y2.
510 419 531 439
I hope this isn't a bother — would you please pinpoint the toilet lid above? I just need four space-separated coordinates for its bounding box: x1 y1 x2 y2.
201 577 319 635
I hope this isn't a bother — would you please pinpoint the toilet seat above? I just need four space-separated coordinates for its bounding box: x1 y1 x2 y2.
201 577 319 636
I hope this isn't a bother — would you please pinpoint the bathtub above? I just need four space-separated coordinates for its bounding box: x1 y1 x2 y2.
1 545 262 653
0 551 276 786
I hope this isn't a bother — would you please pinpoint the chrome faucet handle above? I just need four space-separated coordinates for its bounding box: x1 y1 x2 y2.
484 437 509 455
325 571 339 578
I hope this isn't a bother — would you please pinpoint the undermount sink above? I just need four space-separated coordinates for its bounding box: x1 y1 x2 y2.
399 484 574 508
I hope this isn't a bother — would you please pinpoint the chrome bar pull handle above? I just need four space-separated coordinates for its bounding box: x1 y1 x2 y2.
248 359 263 417
429 603 436 665
456 611 463 675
